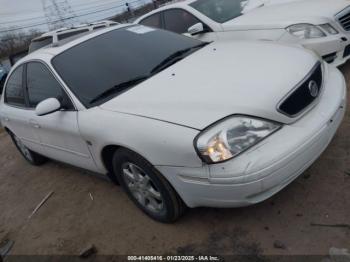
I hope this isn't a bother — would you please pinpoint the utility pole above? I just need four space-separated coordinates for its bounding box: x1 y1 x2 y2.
42 0 77 30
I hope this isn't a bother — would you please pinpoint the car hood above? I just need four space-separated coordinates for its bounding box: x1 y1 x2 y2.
100 41 318 130
223 0 349 29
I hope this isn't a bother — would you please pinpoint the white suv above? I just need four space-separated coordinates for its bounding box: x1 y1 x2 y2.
0 24 346 222
28 20 119 53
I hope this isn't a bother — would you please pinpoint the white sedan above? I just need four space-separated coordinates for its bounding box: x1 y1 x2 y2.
135 0 350 66
0 24 346 222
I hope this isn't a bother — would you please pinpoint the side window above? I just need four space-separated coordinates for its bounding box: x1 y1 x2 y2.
26 62 72 109
163 9 201 34
139 13 162 29
57 29 89 40
28 37 53 53
5 66 26 107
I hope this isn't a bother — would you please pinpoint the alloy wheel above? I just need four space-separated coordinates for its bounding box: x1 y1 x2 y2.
122 162 164 213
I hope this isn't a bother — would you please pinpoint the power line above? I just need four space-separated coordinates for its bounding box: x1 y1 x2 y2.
0 12 118 42
0 0 125 16
0 0 141 34
0 0 127 25
42 0 77 30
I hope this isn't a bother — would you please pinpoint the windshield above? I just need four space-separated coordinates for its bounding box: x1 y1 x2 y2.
52 25 204 108
190 0 246 23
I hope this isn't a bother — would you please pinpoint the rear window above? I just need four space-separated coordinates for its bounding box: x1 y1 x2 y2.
93 25 106 30
52 26 203 107
29 36 53 53
57 29 89 40
139 13 162 28
190 0 244 23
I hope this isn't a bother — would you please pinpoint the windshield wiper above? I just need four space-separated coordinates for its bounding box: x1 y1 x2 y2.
150 42 209 75
89 75 149 105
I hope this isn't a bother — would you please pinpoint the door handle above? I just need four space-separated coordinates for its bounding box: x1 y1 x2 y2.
3 117 9 122
29 120 41 129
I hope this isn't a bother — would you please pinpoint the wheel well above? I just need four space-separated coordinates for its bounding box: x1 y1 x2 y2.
101 145 121 174
3 127 11 134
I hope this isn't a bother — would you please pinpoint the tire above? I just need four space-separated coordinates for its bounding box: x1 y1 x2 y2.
112 148 186 223
9 132 48 166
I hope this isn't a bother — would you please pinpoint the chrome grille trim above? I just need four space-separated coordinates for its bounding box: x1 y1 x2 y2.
277 62 323 118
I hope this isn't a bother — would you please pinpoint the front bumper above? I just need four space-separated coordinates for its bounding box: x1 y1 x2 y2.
156 65 347 208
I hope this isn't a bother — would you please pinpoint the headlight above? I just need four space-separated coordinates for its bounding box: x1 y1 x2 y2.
286 24 326 39
319 23 339 35
195 116 282 164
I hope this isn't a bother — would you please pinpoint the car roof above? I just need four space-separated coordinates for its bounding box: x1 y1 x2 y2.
17 24 133 65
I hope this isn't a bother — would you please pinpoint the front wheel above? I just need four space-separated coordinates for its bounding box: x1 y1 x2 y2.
10 132 47 166
112 149 186 223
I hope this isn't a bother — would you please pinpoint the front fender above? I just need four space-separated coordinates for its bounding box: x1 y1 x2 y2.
78 108 203 173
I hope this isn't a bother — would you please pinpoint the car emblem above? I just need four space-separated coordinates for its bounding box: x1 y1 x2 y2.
308 80 319 98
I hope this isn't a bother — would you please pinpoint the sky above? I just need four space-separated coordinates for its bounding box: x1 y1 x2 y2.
0 0 150 36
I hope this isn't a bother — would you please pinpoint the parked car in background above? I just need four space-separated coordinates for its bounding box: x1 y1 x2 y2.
0 24 346 222
0 64 8 94
28 20 119 53
135 0 350 66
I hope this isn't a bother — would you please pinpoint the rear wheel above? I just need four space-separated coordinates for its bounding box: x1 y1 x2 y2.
10 132 47 165
112 148 186 223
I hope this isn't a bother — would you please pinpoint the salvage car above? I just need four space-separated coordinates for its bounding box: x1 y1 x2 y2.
135 0 350 66
0 24 346 222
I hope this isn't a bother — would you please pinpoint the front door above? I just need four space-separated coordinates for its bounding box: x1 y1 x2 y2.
24 61 97 171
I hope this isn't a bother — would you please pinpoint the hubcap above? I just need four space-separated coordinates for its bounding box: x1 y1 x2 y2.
122 162 164 213
14 136 33 162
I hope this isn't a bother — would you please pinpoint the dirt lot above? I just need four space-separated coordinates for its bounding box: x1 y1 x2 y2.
0 64 349 259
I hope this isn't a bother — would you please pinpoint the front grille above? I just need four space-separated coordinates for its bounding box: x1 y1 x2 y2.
278 63 323 117
337 7 350 31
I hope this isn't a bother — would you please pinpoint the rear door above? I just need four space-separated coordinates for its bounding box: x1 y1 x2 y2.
1 65 44 153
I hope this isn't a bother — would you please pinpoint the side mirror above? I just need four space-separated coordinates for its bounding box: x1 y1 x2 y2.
35 98 61 116
187 23 204 35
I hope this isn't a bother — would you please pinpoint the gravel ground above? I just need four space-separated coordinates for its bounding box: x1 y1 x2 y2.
0 64 349 258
